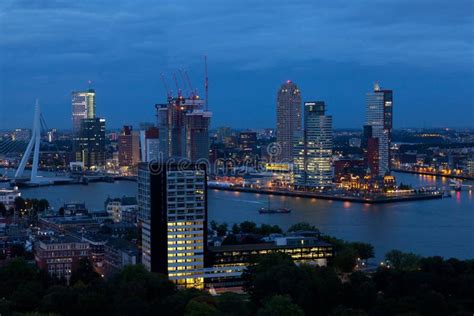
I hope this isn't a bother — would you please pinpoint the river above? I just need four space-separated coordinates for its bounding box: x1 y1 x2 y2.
1 168 473 260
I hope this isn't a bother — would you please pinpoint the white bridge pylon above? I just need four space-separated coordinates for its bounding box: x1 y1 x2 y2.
15 99 41 183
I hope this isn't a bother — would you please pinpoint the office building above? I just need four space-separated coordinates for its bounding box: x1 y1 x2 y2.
138 160 207 288
205 233 333 289
293 101 333 189
74 118 106 169
118 125 141 167
365 82 393 176
156 96 211 161
239 131 257 153
72 89 96 134
276 80 302 162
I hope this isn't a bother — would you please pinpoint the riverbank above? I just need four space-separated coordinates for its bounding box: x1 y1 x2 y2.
208 185 443 204
393 168 474 181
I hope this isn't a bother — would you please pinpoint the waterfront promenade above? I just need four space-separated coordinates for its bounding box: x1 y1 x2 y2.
393 168 474 181
208 184 443 204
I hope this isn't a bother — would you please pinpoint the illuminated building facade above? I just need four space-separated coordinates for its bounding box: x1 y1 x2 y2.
293 101 333 189
74 118 106 169
139 160 207 289
205 235 333 288
365 83 393 176
276 80 302 162
72 89 96 134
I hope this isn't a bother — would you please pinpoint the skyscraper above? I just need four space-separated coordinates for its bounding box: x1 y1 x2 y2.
156 96 211 161
140 127 160 162
293 101 333 189
276 80 302 162
365 82 393 176
72 89 96 134
138 160 207 288
118 125 141 168
74 118 106 169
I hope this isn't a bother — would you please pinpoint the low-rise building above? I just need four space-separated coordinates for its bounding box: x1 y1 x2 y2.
104 237 138 274
34 236 90 282
105 197 138 224
0 187 21 208
204 235 333 289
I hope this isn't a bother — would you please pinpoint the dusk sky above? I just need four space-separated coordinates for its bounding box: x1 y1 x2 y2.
0 0 473 130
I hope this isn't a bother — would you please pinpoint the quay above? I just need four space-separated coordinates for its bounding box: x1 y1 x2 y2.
208 185 443 204
393 168 474 181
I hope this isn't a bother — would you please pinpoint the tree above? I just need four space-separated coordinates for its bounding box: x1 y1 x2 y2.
210 220 218 231
258 224 282 235
239 221 257 234
231 223 240 234
184 296 218 316
14 196 25 212
350 242 374 262
287 222 318 232
256 295 304 316
216 223 228 237
58 207 65 216
0 202 6 217
222 234 239 245
70 258 101 286
385 250 420 271
216 292 251 316
333 248 358 273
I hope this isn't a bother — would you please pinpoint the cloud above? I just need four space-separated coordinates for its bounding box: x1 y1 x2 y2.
0 0 472 129
0 0 472 72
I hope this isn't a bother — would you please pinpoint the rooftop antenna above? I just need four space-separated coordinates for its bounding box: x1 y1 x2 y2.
87 80 93 90
204 55 208 111
374 81 380 91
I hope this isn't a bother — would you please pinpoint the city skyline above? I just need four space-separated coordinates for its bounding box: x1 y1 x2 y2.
0 0 473 130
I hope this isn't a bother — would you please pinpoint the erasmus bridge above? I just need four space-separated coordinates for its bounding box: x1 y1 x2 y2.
11 100 74 186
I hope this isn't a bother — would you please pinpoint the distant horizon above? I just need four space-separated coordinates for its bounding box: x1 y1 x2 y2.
2 125 474 133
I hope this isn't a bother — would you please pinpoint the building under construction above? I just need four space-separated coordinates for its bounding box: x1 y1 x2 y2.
156 61 212 162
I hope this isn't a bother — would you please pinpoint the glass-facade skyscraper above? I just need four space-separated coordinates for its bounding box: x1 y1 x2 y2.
74 118 106 169
294 101 333 189
365 82 393 176
276 80 302 162
72 89 96 134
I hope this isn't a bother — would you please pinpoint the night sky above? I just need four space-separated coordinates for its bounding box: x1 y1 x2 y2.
0 0 473 130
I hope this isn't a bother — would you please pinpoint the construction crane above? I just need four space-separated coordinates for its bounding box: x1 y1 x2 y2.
173 73 182 97
204 55 209 111
183 70 196 98
160 73 172 100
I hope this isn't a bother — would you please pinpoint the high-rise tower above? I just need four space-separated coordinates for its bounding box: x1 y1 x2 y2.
276 80 302 162
293 101 333 189
72 89 96 134
138 160 207 288
365 82 393 176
